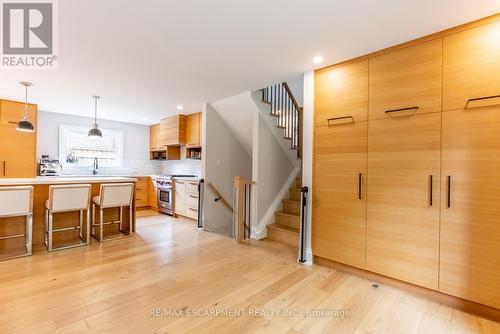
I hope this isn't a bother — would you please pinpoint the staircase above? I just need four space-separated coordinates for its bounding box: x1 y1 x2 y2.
267 175 302 247
260 82 303 247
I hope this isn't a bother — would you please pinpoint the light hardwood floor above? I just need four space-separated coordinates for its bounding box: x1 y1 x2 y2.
0 215 498 334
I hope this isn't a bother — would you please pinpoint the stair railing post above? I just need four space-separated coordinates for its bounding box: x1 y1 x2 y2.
234 176 245 243
298 186 309 263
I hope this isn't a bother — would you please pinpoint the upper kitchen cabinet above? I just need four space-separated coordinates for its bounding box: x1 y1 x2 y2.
443 20 500 111
149 123 164 151
0 99 37 178
369 39 442 120
186 112 201 148
160 115 186 146
315 60 368 126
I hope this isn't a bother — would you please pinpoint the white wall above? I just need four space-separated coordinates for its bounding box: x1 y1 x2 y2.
286 74 304 107
302 71 314 264
253 111 296 237
202 103 252 237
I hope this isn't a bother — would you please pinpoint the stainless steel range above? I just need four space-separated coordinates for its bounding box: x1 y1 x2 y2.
156 175 197 215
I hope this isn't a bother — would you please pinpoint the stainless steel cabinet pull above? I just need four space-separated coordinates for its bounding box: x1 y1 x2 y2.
447 176 451 208
429 175 433 206
358 173 363 200
2 161 5 176
385 106 419 114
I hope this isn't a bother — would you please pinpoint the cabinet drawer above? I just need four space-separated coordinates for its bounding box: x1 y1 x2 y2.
186 206 198 220
186 194 198 209
135 196 148 207
186 182 198 195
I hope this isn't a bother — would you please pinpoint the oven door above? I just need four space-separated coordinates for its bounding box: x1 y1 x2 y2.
157 187 173 214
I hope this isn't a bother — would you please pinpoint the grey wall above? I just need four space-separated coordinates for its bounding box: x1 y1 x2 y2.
256 112 295 224
202 104 252 237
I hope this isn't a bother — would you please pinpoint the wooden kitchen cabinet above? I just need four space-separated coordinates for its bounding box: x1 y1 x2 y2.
315 60 368 126
134 177 149 208
149 124 163 151
174 180 186 216
148 178 158 210
313 121 368 270
0 99 37 178
369 39 443 120
160 115 186 146
443 20 500 112
439 106 500 309
186 112 201 148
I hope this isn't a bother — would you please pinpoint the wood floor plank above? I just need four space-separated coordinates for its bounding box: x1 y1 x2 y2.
0 215 498 334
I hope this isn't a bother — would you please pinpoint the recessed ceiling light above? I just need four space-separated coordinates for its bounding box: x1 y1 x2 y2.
313 56 324 64
177 105 183 110
141 117 148 122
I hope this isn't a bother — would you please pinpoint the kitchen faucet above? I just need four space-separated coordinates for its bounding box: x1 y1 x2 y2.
93 157 99 175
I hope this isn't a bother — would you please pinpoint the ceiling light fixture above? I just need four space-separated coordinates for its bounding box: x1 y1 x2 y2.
17 81 35 132
177 105 183 110
313 56 324 64
88 95 103 137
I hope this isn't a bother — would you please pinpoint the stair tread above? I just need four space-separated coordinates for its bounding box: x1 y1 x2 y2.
267 223 299 234
283 199 300 204
276 211 299 218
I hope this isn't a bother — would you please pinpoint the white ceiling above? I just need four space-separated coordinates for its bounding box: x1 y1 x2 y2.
0 0 499 125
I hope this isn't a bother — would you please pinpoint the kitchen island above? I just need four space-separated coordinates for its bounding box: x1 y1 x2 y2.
0 176 137 254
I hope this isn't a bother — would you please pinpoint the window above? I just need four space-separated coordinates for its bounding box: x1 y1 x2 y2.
59 124 124 168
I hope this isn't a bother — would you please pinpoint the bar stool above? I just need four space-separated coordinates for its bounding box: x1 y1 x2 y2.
45 184 91 252
0 186 33 261
92 183 134 242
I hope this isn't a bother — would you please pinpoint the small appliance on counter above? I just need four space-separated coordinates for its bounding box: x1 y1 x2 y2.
38 155 62 176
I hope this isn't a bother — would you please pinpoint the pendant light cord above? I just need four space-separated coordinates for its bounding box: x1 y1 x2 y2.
94 96 98 124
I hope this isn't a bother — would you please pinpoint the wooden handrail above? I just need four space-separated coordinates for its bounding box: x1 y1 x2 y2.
207 182 233 212
283 82 302 113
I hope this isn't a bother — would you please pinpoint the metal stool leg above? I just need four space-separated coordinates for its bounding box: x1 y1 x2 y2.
92 203 96 238
119 206 123 232
44 208 48 246
48 212 53 252
129 205 133 236
26 213 33 255
86 208 91 245
79 210 83 240
99 207 104 242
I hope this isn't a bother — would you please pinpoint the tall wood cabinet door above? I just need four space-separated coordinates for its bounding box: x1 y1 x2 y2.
443 21 500 112
369 39 442 120
0 100 37 127
0 127 36 178
174 180 186 216
313 121 367 269
315 60 368 127
440 107 500 309
366 112 441 289
186 113 201 147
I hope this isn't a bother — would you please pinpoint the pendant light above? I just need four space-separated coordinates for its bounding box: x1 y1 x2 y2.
17 81 35 132
88 95 102 137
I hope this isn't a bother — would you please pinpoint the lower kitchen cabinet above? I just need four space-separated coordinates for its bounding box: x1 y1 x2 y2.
148 178 158 209
134 177 149 208
440 106 500 309
174 179 199 220
366 112 441 290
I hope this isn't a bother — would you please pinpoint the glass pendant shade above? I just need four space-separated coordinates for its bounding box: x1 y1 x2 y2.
17 81 35 132
88 96 103 137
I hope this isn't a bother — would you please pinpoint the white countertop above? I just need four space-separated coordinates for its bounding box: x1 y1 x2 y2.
0 176 137 186
172 177 201 182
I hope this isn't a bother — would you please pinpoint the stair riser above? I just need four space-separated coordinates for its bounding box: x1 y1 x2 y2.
283 201 300 215
268 228 299 248
289 189 301 201
276 214 300 229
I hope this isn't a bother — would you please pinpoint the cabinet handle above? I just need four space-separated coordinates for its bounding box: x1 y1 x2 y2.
358 173 363 200
2 161 5 176
385 106 419 114
467 94 500 104
429 175 433 206
327 116 353 125
447 176 451 208
176 181 185 184
188 207 198 212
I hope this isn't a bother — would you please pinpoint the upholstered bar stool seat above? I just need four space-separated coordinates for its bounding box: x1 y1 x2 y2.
0 186 33 261
45 184 91 252
92 183 134 242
